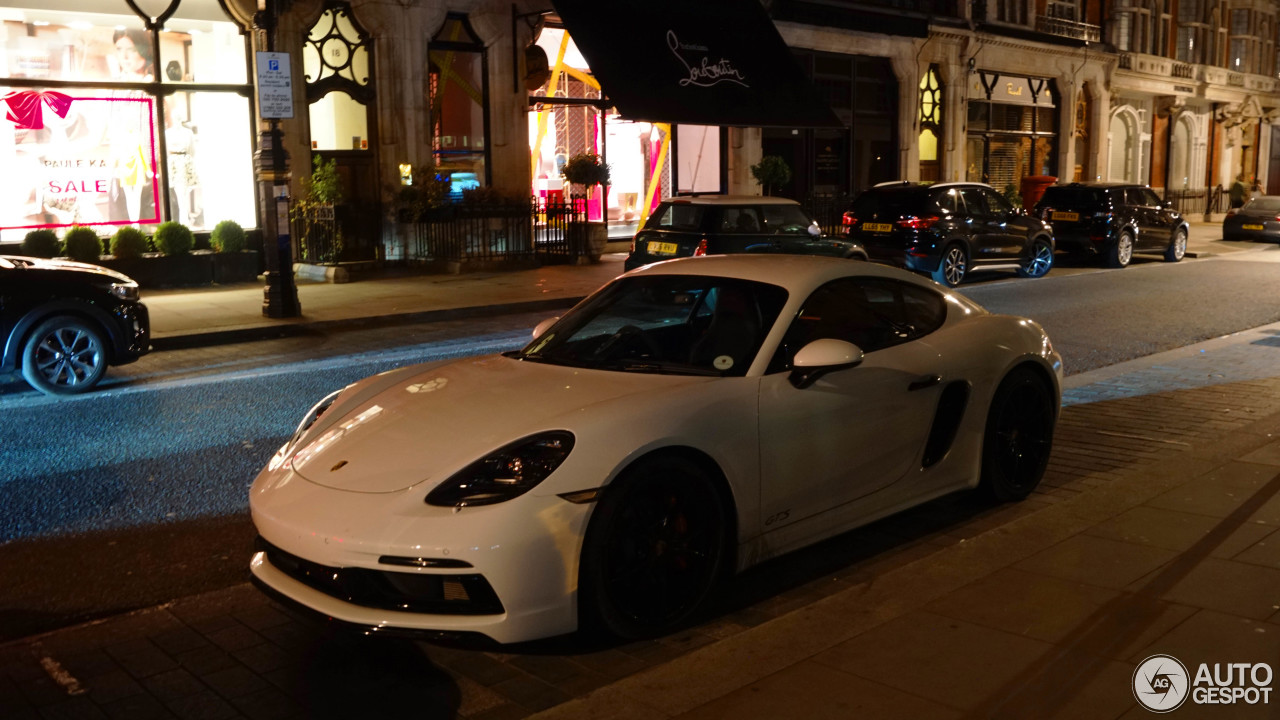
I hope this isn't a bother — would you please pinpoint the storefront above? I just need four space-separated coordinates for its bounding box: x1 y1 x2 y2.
966 71 1059 194
0 0 255 241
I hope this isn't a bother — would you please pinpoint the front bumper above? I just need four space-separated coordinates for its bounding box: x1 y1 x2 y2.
249 469 595 645
111 302 150 364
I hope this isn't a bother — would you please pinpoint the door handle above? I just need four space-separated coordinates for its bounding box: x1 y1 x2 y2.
908 374 942 391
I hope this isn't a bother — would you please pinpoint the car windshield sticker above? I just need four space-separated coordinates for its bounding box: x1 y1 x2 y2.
713 355 734 371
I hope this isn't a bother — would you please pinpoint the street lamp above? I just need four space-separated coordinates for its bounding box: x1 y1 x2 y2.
254 0 301 318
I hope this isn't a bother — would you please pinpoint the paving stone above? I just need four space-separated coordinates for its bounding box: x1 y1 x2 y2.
105 642 179 680
1231 528 1280 569
101 691 178 719
173 646 239 677
228 686 303 720
30 696 110 719
491 674 570 712
1130 608 1280 666
84 669 145 705
1128 557 1280 619
1015 534 1180 590
1085 505 1276 557
202 666 270 702
163 691 241 720
141 669 207 703
925 566 1120 643
228 644 290 676
150 628 212 657
467 703 531 720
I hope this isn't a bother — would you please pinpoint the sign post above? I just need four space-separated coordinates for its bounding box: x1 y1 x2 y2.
252 41 300 318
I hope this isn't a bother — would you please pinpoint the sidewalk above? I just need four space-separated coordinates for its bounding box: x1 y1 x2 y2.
3 223 1279 720
139 220 1254 351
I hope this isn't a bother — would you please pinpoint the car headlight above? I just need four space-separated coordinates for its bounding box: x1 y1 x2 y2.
110 282 139 302
425 431 575 507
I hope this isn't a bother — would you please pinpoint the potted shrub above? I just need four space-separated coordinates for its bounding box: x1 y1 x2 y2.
110 227 148 260
62 226 103 263
560 153 610 262
149 221 211 285
210 220 259 283
750 155 791 196
21 229 60 258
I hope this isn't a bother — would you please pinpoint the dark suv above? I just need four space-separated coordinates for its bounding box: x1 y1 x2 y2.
1033 182 1188 268
1 255 150 395
624 195 866 271
843 181 1055 287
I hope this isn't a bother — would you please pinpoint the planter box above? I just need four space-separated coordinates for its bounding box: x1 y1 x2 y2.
567 222 608 263
212 251 260 284
98 253 214 288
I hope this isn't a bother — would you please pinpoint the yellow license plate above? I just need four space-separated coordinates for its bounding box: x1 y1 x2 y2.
1243 224 1265 230
862 223 893 233
647 241 679 255
1051 211 1079 221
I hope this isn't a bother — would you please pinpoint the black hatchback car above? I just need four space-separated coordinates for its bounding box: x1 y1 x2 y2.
1 255 150 395
844 181 1055 287
624 195 867 271
1033 182 1188 268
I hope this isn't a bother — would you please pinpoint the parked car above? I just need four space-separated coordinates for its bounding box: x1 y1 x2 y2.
1033 182 1189 267
249 254 1062 645
843 181 1055 287
623 195 866 271
1223 195 1280 242
1 255 150 395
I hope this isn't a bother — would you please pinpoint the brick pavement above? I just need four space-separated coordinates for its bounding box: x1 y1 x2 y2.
3 224 1279 719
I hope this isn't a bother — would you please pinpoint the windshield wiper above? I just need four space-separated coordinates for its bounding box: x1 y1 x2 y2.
603 358 722 376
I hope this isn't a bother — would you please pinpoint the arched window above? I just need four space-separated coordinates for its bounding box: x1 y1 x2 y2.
1109 111 1137 182
303 1 373 152
1170 115 1192 189
918 65 943 183
429 14 490 191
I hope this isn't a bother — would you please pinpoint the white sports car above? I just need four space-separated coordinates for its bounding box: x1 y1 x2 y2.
249 255 1062 644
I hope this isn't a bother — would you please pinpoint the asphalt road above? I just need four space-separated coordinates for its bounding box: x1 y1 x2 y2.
2 249 1280 642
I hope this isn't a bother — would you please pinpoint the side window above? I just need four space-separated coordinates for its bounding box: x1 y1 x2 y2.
1141 188 1163 207
721 207 762 233
1124 188 1146 207
936 189 959 214
770 278 945 371
983 188 1013 215
959 187 989 218
761 204 815 235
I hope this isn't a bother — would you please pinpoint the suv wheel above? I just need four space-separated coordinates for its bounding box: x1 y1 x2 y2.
21 316 108 395
1164 228 1187 262
1107 231 1134 269
932 244 968 287
1017 238 1054 279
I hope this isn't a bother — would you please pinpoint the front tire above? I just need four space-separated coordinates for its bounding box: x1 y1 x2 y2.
1107 230 1134 268
979 367 1055 502
579 456 729 640
932 243 968 287
1164 228 1187 262
21 316 108 395
1017 238 1054 278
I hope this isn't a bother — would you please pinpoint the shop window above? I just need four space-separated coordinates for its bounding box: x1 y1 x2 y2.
429 14 489 190
0 1 252 236
304 1 373 152
918 65 942 183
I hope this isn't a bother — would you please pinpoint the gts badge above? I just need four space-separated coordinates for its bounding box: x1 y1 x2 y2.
764 510 790 526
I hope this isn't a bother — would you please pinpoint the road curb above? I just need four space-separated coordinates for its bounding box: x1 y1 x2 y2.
149 296 585 351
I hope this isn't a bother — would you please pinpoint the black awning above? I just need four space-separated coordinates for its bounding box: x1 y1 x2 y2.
549 0 842 128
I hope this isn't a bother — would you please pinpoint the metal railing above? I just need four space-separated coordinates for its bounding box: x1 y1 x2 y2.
412 202 535 263
295 205 340 264
802 192 854 237
1163 188 1206 217
1035 15 1101 42
533 195 590 259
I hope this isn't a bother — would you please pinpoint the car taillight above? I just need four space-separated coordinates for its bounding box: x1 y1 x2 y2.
1038 207 1051 220
895 216 939 230
842 211 857 226
693 237 708 256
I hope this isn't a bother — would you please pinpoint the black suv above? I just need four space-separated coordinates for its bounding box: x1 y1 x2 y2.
1 255 150 395
844 181 1055 287
1033 182 1188 268
624 195 867 271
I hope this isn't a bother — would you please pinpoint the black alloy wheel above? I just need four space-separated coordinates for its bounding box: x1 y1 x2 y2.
579 456 729 640
932 243 968 287
979 366 1055 502
1017 238 1054 279
1107 230 1134 268
1164 228 1187 262
21 316 108 395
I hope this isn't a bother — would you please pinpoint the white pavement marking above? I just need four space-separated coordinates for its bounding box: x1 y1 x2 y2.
38 654 86 696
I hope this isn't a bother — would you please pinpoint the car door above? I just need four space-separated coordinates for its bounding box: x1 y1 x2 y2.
956 186 1002 260
980 187 1028 258
757 277 944 532
1122 187 1158 248
712 206 772 254
1140 187 1178 243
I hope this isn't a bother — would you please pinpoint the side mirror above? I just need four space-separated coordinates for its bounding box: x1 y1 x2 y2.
1162 200 1174 210
789 338 864 389
807 221 822 237
532 316 559 339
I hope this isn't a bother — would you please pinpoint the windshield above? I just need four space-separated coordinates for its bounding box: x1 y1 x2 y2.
1244 197 1280 213
643 203 706 231
1039 186 1107 208
511 275 790 376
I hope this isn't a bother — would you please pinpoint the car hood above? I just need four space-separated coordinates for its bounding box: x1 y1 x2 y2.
289 354 708 493
1 255 137 285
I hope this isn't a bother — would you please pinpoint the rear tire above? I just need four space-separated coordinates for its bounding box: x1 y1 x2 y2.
1164 228 1187 262
21 316 108 395
1106 231 1134 268
979 367 1055 502
579 456 729 640
931 244 968 287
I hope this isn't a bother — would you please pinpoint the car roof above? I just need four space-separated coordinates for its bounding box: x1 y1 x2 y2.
864 181 993 193
658 195 801 206
1046 182 1142 190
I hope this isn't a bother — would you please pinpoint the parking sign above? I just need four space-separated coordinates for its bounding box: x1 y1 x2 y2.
256 52 294 119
